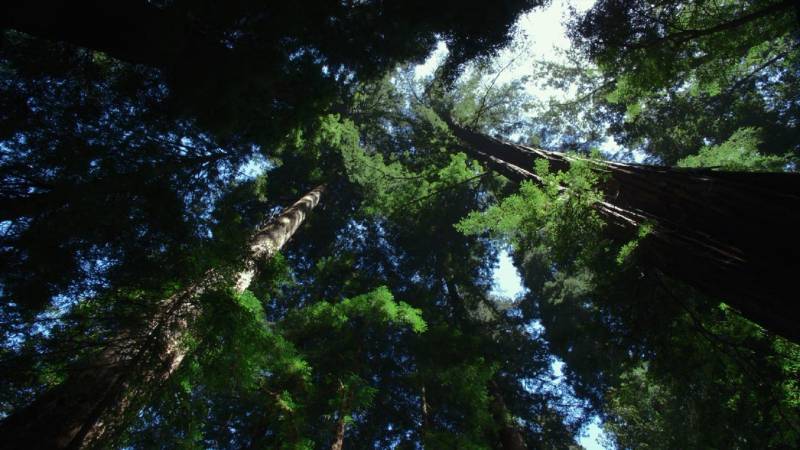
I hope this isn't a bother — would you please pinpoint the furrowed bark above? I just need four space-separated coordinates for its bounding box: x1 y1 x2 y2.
0 185 325 449
443 115 800 343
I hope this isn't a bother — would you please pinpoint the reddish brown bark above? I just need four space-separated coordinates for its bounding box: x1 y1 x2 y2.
444 116 800 343
0 185 325 449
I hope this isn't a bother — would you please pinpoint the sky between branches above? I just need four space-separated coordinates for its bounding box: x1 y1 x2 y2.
414 1 614 448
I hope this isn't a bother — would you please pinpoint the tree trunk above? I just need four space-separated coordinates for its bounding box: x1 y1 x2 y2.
0 185 325 450
331 411 347 450
331 380 352 450
489 380 527 450
421 384 431 435
443 116 800 343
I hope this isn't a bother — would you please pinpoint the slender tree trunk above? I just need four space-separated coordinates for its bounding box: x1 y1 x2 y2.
420 383 434 445
489 380 527 450
421 384 431 435
331 410 347 450
0 185 325 450
331 380 352 450
443 115 800 343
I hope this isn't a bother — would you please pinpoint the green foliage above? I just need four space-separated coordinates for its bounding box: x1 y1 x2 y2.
472 151 800 449
615 222 653 265
677 127 796 171
5 4 800 447
602 364 672 449
775 339 800 409
445 68 800 447
283 286 426 335
124 281 428 448
547 0 800 163
346 121 487 271
600 307 800 449
233 290 265 319
341 119 484 218
448 64 533 136
193 289 304 392
458 159 606 269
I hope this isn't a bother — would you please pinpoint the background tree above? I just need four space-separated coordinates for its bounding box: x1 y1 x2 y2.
0 183 323 449
1 0 541 141
338 76 580 448
1 5 543 445
529 0 799 163
436 63 800 448
0 0 541 319
2 1 799 448
88 98 580 448
0 32 256 320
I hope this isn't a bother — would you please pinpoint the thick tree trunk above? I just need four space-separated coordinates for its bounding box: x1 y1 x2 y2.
489 380 527 450
444 116 800 343
0 185 325 450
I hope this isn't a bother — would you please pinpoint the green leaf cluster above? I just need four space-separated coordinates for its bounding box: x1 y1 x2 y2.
677 127 796 172
457 159 606 269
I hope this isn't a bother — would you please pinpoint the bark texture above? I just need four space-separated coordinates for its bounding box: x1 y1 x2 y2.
331 417 347 450
444 116 800 343
0 185 325 449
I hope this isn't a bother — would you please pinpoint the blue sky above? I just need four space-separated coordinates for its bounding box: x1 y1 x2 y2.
490 248 525 299
413 0 639 162
491 249 610 450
